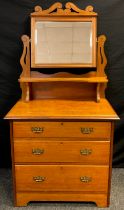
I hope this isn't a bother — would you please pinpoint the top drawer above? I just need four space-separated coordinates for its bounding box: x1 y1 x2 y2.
13 121 111 139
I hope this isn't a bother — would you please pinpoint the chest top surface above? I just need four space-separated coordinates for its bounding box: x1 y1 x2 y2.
5 99 119 120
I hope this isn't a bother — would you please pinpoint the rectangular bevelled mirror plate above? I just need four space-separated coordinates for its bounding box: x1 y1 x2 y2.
31 19 96 68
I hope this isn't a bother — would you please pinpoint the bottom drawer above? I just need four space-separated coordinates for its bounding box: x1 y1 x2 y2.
15 165 109 193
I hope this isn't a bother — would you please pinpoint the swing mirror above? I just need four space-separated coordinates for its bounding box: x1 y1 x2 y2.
31 3 97 68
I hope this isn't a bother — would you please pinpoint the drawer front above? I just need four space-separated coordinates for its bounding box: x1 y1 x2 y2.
14 140 110 164
13 122 111 138
15 165 109 192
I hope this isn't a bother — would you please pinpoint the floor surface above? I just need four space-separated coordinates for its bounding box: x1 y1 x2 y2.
0 169 124 210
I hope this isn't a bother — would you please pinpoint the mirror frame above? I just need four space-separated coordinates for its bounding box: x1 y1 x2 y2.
31 2 97 68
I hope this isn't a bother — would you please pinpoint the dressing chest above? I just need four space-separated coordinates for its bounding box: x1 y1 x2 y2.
5 2 119 207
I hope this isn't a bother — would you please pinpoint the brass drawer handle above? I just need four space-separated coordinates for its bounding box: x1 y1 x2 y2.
80 149 92 155
33 176 45 182
80 176 92 183
81 127 94 134
32 148 44 155
31 127 44 133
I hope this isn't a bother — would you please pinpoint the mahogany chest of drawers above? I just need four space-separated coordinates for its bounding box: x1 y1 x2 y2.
5 99 119 207
4 2 119 208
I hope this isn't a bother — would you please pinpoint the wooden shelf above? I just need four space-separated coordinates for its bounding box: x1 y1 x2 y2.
19 71 108 83
19 71 108 102
19 76 108 83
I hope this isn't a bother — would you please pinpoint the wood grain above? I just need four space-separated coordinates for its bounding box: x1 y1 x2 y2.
16 192 108 207
31 82 96 101
12 121 111 138
5 99 119 120
97 35 107 77
6 3 119 207
32 3 97 16
19 76 108 83
15 165 109 192
20 35 30 77
14 140 110 164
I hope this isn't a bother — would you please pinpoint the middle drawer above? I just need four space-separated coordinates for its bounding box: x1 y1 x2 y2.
14 140 110 164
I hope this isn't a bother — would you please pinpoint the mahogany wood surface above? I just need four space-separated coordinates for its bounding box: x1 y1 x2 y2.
5 2 119 208
15 165 109 192
16 192 108 207
32 3 97 17
19 76 108 83
107 122 115 206
19 72 108 102
5 99 118 120
31 82 97 101
97 35 107 76
14 140 110 164
12 121 111 138
13 137 110 141
20 35 30 77
6 101 118 207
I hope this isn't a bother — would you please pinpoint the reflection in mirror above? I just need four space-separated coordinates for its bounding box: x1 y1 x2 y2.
35 21 92 64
